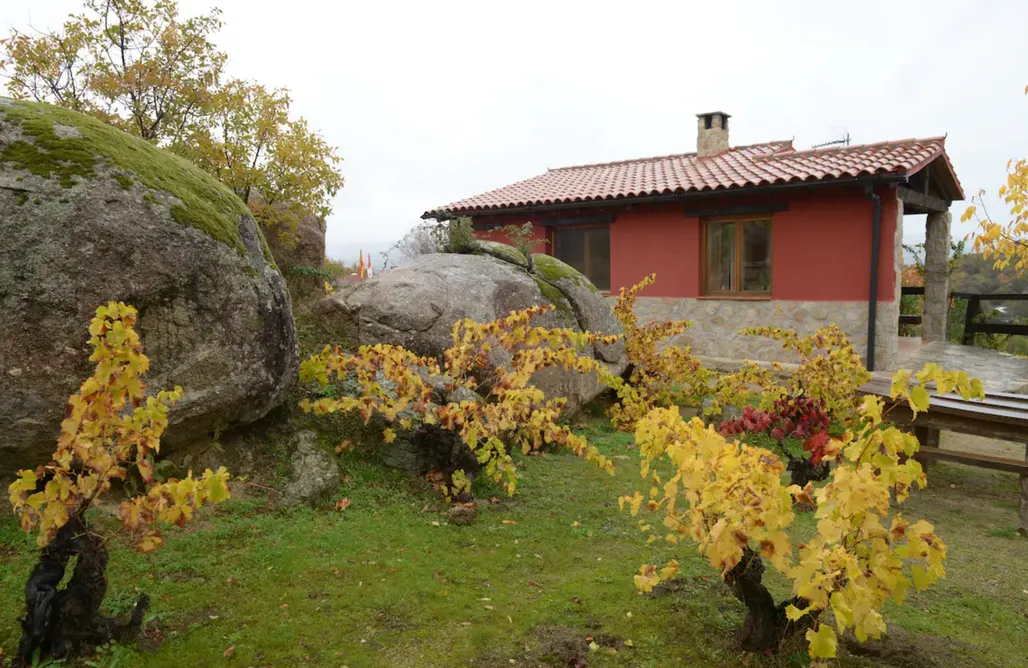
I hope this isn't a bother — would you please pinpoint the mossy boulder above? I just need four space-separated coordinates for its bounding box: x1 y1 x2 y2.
0 98 298 472
474 240 528 268
313 251 626 416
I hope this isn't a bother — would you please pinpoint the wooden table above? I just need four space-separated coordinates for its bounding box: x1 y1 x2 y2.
859 379 1028 531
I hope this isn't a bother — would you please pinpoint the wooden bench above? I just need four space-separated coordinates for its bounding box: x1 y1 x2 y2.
859 378 1028 531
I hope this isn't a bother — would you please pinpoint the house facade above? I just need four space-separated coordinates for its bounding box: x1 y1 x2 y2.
425 112 963 371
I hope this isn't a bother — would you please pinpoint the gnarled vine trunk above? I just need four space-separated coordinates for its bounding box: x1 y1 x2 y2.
787 456 832 488
724 548 815 652
17 516 149 666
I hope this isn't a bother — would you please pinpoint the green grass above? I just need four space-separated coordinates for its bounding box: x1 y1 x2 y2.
1 413 1026 667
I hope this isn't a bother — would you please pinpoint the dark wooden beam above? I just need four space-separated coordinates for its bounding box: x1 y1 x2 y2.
683 202 788 218
897 186 950 213
916 446 1028 476
538 213 616 227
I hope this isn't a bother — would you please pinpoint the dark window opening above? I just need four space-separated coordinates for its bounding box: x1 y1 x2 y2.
552 227 610 291
704 115 713 129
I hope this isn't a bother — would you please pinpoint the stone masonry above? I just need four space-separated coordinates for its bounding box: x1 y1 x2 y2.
618 297 900 371
922 210 952 342
696 112 730 157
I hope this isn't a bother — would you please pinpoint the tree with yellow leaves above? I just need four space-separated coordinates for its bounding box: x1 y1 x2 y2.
624 362 982 658
0 0 342 244
963 86 1028 276
8 302 231 664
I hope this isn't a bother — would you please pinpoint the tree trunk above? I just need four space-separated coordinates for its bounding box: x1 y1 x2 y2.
787 457 831 488
17 517 149 666
724 548 814 652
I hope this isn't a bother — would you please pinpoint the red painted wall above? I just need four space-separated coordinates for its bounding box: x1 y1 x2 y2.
471 185 899 302
472 216 550 254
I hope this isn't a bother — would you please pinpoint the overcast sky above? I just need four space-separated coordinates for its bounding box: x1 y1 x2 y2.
5 1 1027 265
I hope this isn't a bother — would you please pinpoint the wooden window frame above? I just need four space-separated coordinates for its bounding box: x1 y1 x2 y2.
700 215 772 299
549 225 611 292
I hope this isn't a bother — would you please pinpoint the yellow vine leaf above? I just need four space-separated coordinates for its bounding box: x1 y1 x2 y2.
806 624 838 659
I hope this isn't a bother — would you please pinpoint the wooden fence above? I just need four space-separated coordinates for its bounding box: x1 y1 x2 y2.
899 287 1028 343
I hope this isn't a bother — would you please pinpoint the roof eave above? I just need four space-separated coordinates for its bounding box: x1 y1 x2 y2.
422 173 910 220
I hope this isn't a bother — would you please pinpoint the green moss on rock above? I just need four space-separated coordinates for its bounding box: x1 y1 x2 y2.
115 174 134 190
532 276 574 318
0 99 250 255
474 240 528 267
531 253 598 292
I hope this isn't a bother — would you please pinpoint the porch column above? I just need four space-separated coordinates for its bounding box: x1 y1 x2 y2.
922 210 951 342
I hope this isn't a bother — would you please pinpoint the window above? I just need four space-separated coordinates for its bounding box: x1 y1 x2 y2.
703 218 772 296
552 227 610 291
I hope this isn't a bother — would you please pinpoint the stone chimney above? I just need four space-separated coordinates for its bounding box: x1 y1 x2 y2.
696 111 730 157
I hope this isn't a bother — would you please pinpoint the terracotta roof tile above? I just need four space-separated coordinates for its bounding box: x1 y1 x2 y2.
426 137 963 216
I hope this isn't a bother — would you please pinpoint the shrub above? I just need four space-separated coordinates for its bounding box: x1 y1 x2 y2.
607 274 711 429
707 325 871 425
437 216 476 254
300 305 617 498
717 397 832 486
8 302 230 663
323 257 353 280
500 222 547 259
623 363 984 658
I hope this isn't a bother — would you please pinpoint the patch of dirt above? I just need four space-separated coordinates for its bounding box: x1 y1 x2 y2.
137 606 221 652
373 605 413 631
471 624 623 667
841 627 996 668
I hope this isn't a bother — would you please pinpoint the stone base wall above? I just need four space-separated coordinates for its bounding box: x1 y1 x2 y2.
615 297 900 370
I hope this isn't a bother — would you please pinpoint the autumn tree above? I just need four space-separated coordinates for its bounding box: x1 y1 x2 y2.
0 0 224 141
171 79 344 241
963 86 1028 276
0 0 342 242
626 363 983 658
8 303 230 664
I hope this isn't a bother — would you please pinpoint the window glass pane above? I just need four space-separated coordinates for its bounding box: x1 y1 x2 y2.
586 228 610 291
553 227 610 291
742 220 772 292
553 229 585 274
706 222 735 292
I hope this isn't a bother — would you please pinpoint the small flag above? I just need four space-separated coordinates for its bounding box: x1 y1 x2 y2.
367 255 373 278
358 250 365 279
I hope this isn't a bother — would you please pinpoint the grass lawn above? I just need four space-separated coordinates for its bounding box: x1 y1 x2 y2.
1 409 1026 667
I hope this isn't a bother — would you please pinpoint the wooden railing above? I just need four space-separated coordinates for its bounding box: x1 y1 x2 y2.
899 287 1028 343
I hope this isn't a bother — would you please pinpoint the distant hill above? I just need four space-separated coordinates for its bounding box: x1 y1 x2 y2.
950 253 1028 316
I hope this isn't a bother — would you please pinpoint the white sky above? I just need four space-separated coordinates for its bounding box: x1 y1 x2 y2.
5 1 1027 264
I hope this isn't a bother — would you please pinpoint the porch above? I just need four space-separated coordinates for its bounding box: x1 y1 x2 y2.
892 337 1028 393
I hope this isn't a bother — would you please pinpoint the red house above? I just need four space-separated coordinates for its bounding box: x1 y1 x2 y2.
425 112 963 371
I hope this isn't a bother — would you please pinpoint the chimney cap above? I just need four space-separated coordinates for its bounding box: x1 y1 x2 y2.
696 111 731 119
